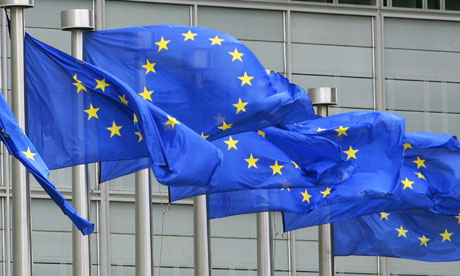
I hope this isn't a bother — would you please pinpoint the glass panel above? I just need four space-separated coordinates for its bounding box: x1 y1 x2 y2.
392 0 423 8
446 0 460 10
428 0 441 9
339 0 375 5
293 0 334 3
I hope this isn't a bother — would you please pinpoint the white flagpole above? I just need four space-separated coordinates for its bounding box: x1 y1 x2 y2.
0 1 34 275
60 9 94 276
307 87 338 276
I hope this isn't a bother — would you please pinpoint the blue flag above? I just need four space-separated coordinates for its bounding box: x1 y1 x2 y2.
334 210 460 262
25 34 221 187
0 93 93 235
83 25 315 140
284 132 460 231
169 127 355 201
171 111 406 218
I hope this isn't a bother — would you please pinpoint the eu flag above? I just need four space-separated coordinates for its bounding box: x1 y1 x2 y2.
83 25 315 140
334 210 460 262
0 93 93 235
25 34 221 187
169 127 355 201
172 111 406 218
284 132 460 231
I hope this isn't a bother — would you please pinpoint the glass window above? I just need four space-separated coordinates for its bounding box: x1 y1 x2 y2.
446 0 460 11
392 0 423 8
338 0 375 5
428 0 440 9
293 0 334 3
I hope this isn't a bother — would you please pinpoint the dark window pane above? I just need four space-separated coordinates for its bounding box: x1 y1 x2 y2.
446 0 460 10
384 0 389 6
339 0 374 5
428 0 440 9
392 0 423 8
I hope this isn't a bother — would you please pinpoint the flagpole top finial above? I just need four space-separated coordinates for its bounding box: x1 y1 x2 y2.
307 87 338 106
60 9 94 31
0 0 33 7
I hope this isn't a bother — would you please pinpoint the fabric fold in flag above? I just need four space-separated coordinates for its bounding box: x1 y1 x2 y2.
83 25 315 140
171 111 405 215
25 33 221 187
284 132 460 231
0 93 94 235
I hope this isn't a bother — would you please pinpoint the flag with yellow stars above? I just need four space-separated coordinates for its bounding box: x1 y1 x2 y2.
0 92 94 235
170 111 406 219
83 25 314 140
334 209 460 261
25 34 221 187
169 126 356 202
284 132 460 231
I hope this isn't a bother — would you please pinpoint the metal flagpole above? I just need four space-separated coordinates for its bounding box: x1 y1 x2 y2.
1 7 11 276
307 87 338 276
60 9 94 276
0 1 34 276
190 5 212 276
92 1 111 276
256 69 275 276
135 169 153 276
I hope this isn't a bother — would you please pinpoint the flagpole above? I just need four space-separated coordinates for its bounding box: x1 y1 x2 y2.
0 1 34 276
92 1 112 276
307 87 338 276
60 9 94 276
1 7 11 276
135 169 153 276
190 6 212 276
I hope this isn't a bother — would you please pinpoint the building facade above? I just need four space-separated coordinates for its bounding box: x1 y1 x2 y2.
1 0 460 275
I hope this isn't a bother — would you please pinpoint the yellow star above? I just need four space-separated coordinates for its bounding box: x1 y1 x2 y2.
233 98 248 114
301 189 312 204
72 74 87 93
344 146 358 160
401 177 414 190
380 212 390 220
94 78 110 92
244 154 259 168
228 48 244 62
440 229 453 242
320 187 331 198
456 213 460 224
395 225 408 238
22 147 36 161
155 36 170 52
142 59 156 74
106 121 122 138
257 130 266 138
269 161 284 175
209 35 224 46
238 72 254 86
165 115 180 129
1 129 8 137
182 30 198 41
133 114 138 124
291 160 300 169
218 121 232 131
403 142 413 150
139 87 154 101
414 171 426 181
335 126 349 136
413 156 426 169
418 235 430 247
200 132 209 139
119 95 128 105
134 132 143 142
224 136 239 150
84 104 100 120
317 128 326 132
281 187 291 192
